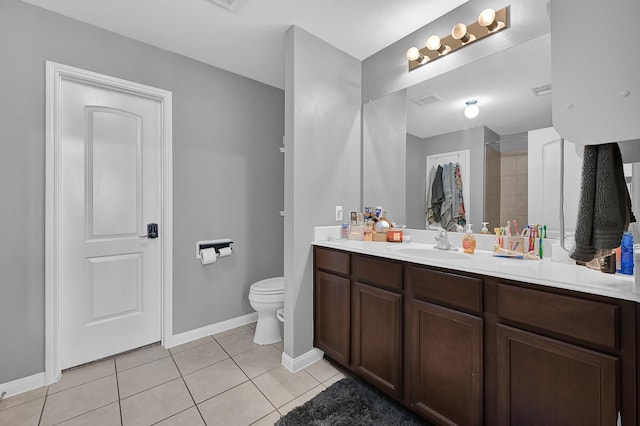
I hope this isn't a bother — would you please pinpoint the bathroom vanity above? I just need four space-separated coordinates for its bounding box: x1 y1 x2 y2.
313 240 638 426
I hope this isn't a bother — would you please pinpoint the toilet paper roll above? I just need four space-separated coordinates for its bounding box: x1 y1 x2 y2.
200 248 217 265
218 246 232 257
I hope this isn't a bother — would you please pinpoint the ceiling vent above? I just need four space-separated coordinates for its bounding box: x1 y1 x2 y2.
530 84 552 97
412 93 442 106
208 0 240 10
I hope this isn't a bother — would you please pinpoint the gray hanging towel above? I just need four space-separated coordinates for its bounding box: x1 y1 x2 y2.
571 143 636 262
426 165 437 224
430 165 444 222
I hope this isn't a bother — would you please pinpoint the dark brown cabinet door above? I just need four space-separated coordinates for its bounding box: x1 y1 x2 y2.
314 270 350 365
497 324 618 426
351 282 403 399
410 300 482 426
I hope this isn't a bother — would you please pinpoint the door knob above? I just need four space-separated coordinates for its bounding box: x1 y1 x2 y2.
139 223 158 239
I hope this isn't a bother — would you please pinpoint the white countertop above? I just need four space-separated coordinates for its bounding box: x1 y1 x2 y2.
312 227 639 303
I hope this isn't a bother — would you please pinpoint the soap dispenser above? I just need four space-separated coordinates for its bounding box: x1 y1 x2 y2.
462 224 476 254
480 222 490 234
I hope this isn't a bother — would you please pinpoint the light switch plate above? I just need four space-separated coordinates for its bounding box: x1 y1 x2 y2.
335 205 343 222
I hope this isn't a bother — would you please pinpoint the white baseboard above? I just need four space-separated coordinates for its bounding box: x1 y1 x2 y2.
281 347 324 373
171 312 258 348
0 372 46 398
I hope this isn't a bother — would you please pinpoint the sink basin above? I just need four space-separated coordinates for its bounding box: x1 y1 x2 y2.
391 246 469 260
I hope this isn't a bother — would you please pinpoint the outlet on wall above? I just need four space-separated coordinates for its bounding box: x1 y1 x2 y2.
335 205 343 222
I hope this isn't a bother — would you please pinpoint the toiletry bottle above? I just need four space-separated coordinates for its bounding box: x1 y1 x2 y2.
620 232 634 275
341 223 349 239
462 224 476 254
481 222 490 234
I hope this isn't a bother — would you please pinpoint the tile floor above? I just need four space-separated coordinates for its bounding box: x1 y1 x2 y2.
0 323 346 426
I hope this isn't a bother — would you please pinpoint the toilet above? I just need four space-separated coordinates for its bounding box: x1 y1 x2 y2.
248 277 284 344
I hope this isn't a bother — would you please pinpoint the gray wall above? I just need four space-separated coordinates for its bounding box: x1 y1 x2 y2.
363 90 407 224
406 134 426 229
284 26 361 358
0 0 284 384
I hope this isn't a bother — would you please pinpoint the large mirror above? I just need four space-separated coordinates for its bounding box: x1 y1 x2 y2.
404 33 552 231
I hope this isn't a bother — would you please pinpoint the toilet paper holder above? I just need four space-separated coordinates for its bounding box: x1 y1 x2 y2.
196 239 233 260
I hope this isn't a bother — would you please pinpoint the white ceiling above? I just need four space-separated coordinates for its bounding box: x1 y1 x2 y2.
22 0 552 142
21 0 469 89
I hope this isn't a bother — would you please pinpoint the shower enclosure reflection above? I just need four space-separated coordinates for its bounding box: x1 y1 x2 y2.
484 133 528 233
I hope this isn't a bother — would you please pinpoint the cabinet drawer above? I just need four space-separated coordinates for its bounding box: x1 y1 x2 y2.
315 247 350 275
353 255 402 292
409 266 482 314
497 284 618 350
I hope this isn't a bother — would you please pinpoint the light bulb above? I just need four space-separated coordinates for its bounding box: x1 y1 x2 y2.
406 47 428 65
451 23 475 44
451 23 466 39
464 100 479 119
478 8 496 27
406 47 420 61
426 35 450 55
426 35 441 51
478 8 504 32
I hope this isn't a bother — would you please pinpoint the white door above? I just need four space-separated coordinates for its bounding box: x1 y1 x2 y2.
528 127 582 237
58 70 164 369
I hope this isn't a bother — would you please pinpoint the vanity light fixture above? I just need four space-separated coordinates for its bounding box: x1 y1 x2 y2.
407 6 509 71
464 100 479 119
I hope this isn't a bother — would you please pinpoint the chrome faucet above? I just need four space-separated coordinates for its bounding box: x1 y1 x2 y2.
432 227 458 251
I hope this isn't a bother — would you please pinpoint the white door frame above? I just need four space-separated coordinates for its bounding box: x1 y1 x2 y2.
44 61 173 384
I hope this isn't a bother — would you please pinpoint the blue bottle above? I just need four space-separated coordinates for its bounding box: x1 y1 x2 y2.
619 232 634 275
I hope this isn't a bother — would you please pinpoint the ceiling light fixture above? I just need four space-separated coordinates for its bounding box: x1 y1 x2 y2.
406 6 509 72
464 100 479 119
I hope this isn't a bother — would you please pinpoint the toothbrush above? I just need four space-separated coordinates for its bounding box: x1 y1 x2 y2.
543 224 547 238
538 225 543 258
528 226 535 251
512 220 519 236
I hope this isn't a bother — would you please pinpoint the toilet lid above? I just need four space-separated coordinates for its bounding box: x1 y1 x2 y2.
250 277 284 294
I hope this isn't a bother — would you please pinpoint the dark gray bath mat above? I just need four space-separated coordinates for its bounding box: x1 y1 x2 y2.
275 377 431 425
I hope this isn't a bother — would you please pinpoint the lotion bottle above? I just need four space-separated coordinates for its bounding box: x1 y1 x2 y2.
462 224 476 254
620 232 634 275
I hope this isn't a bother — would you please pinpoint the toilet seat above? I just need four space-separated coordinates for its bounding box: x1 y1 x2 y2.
250 277 284 295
